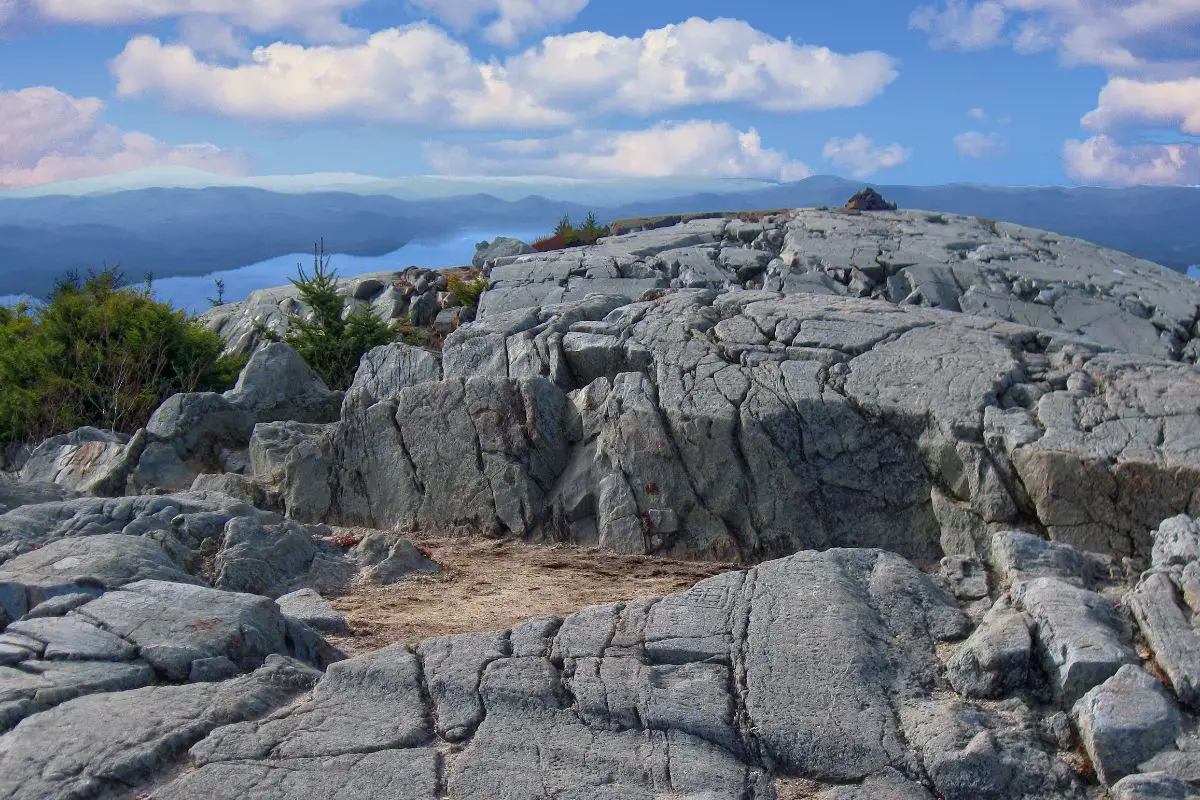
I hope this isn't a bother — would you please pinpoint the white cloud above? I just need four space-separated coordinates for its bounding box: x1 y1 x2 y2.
913 2 1200 186
1063 134 1200 186
909 1 1200 74
507 18 898 115
909 1 1006 50
954 130 1007 158
1080 76 1200 135
821 134 911 178
967 107 988 119
408 0 590 46
29 0 366 41
424 121 812 181
111 25 570 128
111 17 899 127
0 86 250 188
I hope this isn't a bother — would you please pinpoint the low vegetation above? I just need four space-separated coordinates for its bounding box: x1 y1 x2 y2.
532 212 610 251
0 269 245 447
447 272 488 310
257 240 397 391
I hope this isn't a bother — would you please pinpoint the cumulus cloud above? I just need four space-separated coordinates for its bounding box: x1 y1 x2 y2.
967 107 987 119
111 25 570 128
909 1 1006 50
424 120 812 181
506 18 898 114
1063 135 1200 186
912 2 1200 186
1081 76 1200 135
821 135 911 178
111 17 899 126
954 130 1007 158
408 0 590 46
29 0 367 41
0 86 250 188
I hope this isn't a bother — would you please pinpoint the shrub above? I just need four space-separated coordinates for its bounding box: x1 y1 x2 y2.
0 268 245 446
533 211 609 252
259 239 397 391
447 273 488 311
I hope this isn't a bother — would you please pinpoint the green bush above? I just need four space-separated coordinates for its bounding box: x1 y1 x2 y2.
447 273 488 311
0 268 245 446
259 240 397 391
533 212 610 251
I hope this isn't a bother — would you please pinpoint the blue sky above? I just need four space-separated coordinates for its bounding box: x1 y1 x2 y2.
0 0 1197 189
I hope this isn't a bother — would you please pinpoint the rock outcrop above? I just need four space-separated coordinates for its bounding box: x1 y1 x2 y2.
1 517 1198 797
203 263 485 356
259 287 1199 567
473 209 1200 364
2 207 1199 797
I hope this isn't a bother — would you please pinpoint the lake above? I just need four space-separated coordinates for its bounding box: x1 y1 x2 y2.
1 229 543 314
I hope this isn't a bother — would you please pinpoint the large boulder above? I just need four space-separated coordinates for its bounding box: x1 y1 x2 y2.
473 236 535 270
16 427 143 495
223 341 343 424
122 342 342 494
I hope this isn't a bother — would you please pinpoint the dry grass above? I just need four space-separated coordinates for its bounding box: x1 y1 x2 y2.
324 531 735 655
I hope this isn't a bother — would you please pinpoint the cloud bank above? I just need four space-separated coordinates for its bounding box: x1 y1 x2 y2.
425 121 812 181
0 86 250 189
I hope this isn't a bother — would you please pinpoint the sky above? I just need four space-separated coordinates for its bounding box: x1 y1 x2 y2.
0 1 1198 190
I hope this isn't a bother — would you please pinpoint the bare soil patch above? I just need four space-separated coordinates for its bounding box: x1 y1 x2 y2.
324 530 736 655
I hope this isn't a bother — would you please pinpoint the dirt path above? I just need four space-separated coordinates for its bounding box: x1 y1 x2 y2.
324 531 736 655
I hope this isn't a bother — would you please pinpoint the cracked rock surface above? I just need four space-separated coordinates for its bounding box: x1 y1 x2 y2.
2 209 1200 798
0 520 1188 798
280 286 1200 566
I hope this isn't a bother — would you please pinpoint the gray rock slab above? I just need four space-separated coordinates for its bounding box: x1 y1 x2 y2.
0 474 71 514
0 491 275 562
0 656 319 800
276 588 349 635
902 697 1085 800
189 644 431 763
946 606 1032 699
223 341 342 424
743 549 962 780
213 516 321 597
74 579 292 681
7 616 137 662
0 533 200 626
1014 576 1137 705
417 630 508 741
813 768 935 799
1128 570 1200 708
1152 515 1200 569
0 659 156 732
340 342 441 415
17 426 138 495
1074 665 1183 786
1111 772 1192 800
150 749 440 800
989 530 1091 590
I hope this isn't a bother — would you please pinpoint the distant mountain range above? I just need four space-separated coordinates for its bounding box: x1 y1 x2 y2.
1 174 1197 297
